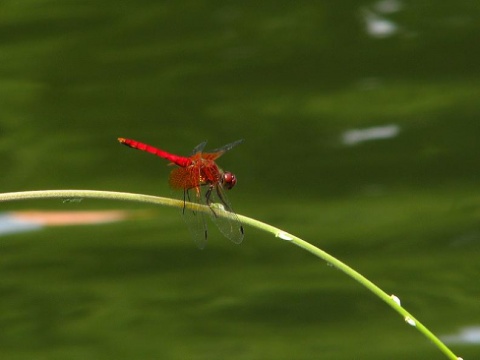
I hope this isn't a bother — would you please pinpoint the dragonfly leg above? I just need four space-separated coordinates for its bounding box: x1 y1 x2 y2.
204 185 212 206
215 186 233 212
185 188 200 215
204 185 220 218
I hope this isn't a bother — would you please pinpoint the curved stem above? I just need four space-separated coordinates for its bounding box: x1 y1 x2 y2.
0 189 183 207
0 189 460 360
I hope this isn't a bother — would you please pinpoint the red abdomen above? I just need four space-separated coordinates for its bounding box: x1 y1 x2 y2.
118 138 191 167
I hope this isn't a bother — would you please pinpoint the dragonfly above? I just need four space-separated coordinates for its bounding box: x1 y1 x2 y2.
118 137 245 248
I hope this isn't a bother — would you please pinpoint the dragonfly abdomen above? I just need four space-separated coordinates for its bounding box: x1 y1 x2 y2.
118 138 191 167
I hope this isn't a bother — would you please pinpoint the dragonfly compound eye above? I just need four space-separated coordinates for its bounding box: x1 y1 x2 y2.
222 172 237 189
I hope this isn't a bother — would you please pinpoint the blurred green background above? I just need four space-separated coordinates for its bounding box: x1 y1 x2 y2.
1 1 480 359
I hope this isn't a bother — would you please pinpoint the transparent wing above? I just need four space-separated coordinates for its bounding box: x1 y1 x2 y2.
204 183 244 244
203 139 244 160
191 141 207 155
209 139 244 154
182 187 208 249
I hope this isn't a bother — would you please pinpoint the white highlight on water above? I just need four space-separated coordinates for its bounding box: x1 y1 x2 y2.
342 124 400 145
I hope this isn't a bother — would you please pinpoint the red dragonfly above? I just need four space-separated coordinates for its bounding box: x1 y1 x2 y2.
118 137 244 248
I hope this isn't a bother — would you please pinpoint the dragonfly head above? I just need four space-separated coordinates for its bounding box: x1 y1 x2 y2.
222 171 237 190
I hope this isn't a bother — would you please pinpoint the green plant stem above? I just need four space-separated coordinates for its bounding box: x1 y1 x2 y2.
0 189 459 360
